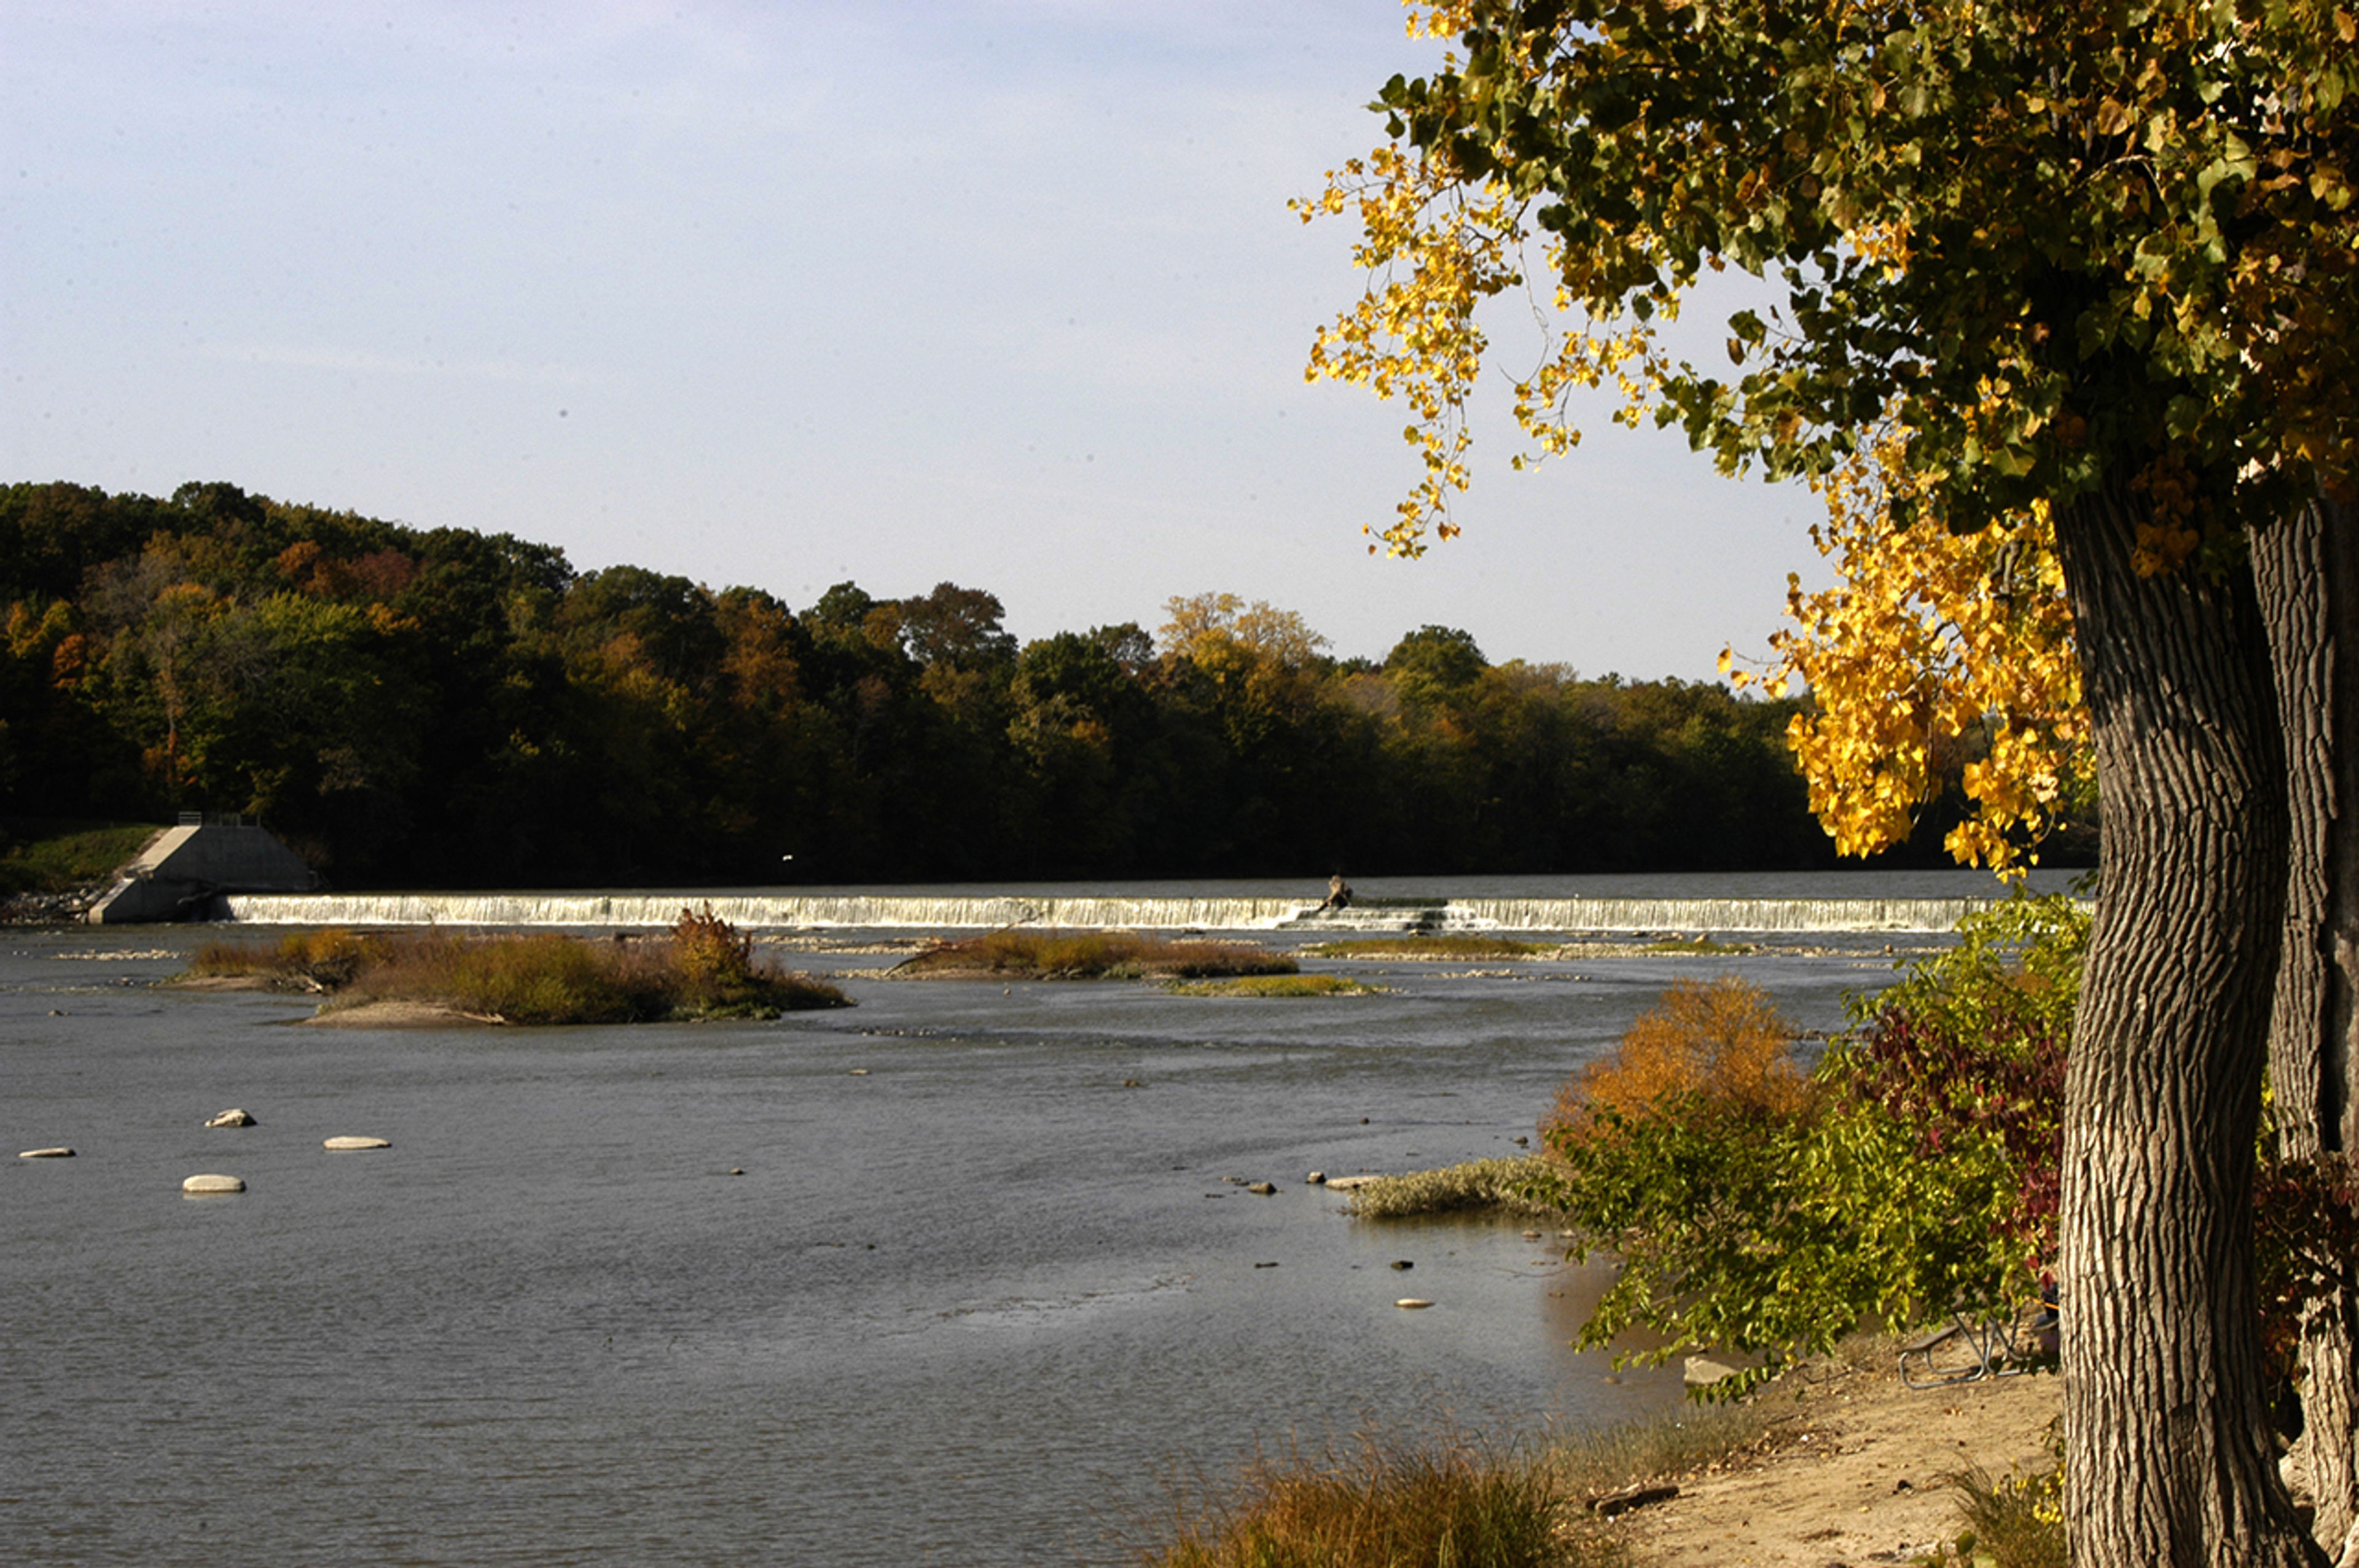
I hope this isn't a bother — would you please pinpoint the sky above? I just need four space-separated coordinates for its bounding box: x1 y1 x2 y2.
2 0 1829 680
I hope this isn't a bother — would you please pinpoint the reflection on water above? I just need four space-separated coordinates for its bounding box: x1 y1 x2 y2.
2 903 1914 1567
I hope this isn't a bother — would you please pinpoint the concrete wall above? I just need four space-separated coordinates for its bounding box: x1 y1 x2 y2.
88 825 321 924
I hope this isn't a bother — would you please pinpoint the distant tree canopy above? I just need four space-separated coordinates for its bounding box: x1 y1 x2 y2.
0 480 2007 887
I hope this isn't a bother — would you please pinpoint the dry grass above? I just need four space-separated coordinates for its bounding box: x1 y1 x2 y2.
1543 1399 1780 1502
1164 974 1378 998
1341 1157 1561 1219
1635 936 1757 955
893 929 1294 981
1141 1432 1609 1568
1542 977 1810 1149
1304 935 1554 960
189 907 848 1023
1133 1401 1801 1568
1922 1440 2067 1568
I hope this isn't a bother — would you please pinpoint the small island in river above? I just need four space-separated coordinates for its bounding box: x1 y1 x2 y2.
179 905 848 1024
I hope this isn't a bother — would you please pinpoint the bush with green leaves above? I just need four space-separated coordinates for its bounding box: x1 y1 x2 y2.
1527 894 2089 1395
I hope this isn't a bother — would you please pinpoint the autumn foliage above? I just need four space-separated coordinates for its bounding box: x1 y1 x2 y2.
0 480 1917 887
1532 902 2087 1394
189 911 846 1022
1543 976 1811 1139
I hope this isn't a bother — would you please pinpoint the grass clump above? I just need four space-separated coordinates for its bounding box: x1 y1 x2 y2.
1546 1400 1780 1502
189 906 849 1023
1342 1156 1561 1219
1636 936 1757 955
0 819 162 894
1305 935 1553 960
1143 1433 1602 1568
1920 1454 2066 1568
894 929 1294 981
1165 974 1378 998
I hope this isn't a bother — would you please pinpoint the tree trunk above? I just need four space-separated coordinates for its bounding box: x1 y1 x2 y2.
2053 485 2326 1567
2253 490 2359 1560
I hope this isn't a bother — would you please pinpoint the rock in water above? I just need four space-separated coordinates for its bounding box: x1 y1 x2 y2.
1394 1298 1433 1309
1682 1355 1743 1389
323 1136 391 1152
204 1108 257 1128
1246 1181 1277 1195
182 1173 246 1195
18 1147 75 1159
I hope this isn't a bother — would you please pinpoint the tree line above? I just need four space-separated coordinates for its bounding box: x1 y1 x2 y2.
0 478 1979 888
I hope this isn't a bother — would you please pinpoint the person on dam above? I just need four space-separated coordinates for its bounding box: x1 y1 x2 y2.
1320 873 1353 911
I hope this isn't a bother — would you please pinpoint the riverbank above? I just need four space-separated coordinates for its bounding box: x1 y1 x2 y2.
1609 1355 2060 1566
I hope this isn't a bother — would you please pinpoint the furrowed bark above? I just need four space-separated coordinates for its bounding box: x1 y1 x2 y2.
2253 491 2359 1559
2054 485 2325 1567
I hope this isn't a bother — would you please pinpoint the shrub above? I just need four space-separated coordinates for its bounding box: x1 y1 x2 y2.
1527 906 2088 1395
194 918 848 1023
2254 1152 2359 1394
671 902 756 990
1543 976 1812 1141
439 932 668 1024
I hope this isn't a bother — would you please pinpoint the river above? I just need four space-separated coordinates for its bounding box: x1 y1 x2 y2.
2 870 2050 1565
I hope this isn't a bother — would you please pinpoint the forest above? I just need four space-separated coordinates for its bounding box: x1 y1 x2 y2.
0 479 2001 889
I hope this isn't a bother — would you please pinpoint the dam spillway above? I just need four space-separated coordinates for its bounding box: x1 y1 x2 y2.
210 890 2030 935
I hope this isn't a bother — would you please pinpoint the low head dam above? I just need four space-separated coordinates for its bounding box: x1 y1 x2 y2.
208 888 2042 935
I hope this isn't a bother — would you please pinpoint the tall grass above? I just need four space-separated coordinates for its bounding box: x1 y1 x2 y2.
1305 935 1554 960
1543 1401 1777 1500
1341 1157 1562 1219
896 929 1294 980
189 907 848 1022
1143 1433 1605 1568
1164 974 1375 997
1135 1402 1790 1568
1924 1456 2066 1568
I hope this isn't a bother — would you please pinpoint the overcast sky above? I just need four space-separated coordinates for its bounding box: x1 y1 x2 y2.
2 1 1827 679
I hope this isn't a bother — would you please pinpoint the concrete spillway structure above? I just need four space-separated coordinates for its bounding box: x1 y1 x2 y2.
213 889 2019 935
88 823 323 924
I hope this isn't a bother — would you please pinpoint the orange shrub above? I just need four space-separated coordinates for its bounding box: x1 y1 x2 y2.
1544 977 1811 1147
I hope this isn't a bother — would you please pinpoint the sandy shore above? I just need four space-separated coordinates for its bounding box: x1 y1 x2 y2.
1613 1358 2060 1565
301 999 504 1028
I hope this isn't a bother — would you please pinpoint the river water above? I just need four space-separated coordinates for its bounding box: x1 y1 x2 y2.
2 872 2045 1566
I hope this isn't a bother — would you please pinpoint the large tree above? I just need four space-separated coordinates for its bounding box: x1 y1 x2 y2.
1304 1 2357 1562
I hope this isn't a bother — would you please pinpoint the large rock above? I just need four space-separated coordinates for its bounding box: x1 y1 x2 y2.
182 1172 246 1195
323 1135 391 1152
1683 1355 1745 1389
205 1108 257 1128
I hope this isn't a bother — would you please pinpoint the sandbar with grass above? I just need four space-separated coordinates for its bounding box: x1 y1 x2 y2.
182 907 849 1024
888 929 1295 981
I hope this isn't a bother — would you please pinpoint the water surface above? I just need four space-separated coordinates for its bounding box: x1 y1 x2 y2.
5 904 1922 1566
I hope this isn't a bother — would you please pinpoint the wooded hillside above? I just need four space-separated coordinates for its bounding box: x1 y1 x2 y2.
0 479 1998 887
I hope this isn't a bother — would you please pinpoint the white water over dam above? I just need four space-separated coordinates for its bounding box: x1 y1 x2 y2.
213 889 2032 934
